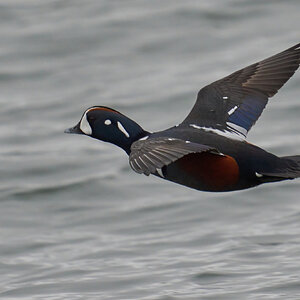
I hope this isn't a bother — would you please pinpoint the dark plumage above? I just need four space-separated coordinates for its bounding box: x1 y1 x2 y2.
65 43 300 192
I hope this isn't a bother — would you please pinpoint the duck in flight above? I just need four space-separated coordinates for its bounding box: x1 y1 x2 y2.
65 43 300 192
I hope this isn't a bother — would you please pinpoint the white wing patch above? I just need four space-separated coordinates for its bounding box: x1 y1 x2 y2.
228 106 238 115
226 122 247 138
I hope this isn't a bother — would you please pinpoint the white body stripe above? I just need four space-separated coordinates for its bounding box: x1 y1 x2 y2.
156 168 164 178
139 135 149 141
190 124 245 141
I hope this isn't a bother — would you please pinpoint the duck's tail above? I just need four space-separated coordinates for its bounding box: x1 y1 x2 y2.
280 155 300 178
259 155 300 181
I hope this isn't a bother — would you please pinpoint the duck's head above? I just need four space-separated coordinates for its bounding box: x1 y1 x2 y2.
65 106 148 154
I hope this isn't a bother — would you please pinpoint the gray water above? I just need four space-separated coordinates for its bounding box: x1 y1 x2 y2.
1 1 300 299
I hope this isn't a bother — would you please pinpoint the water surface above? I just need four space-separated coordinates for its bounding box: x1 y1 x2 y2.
0 1 300 299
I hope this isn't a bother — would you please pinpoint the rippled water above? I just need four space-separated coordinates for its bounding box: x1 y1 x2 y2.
1 1 300 299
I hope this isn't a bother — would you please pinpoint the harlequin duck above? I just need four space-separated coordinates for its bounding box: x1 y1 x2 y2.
65 43 300 192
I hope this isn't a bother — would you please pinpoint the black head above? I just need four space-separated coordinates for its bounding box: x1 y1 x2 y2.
65 106 148 154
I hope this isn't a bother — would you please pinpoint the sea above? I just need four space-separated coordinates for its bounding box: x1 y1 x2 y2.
0 1 300 299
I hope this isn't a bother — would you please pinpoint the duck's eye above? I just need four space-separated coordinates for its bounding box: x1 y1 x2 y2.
104 119 112 125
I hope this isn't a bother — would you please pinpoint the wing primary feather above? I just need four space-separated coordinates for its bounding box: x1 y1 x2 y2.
182 43 300 137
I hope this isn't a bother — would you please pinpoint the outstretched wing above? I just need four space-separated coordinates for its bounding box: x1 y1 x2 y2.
129 137 219 176
182 43 300 139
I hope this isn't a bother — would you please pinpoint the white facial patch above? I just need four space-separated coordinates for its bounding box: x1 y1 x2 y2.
80 111 92 135
117 121 130 138
104 119 112 125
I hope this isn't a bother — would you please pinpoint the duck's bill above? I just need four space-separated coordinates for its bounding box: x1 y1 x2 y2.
64 123 83 134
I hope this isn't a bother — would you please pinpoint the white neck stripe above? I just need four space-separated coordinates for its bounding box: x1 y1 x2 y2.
117 121 130 138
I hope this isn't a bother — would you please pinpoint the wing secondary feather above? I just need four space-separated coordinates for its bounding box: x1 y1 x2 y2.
129 137 219 176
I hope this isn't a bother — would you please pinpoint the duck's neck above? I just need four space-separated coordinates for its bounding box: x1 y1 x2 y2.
122 128 149 155
113 117 149 155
